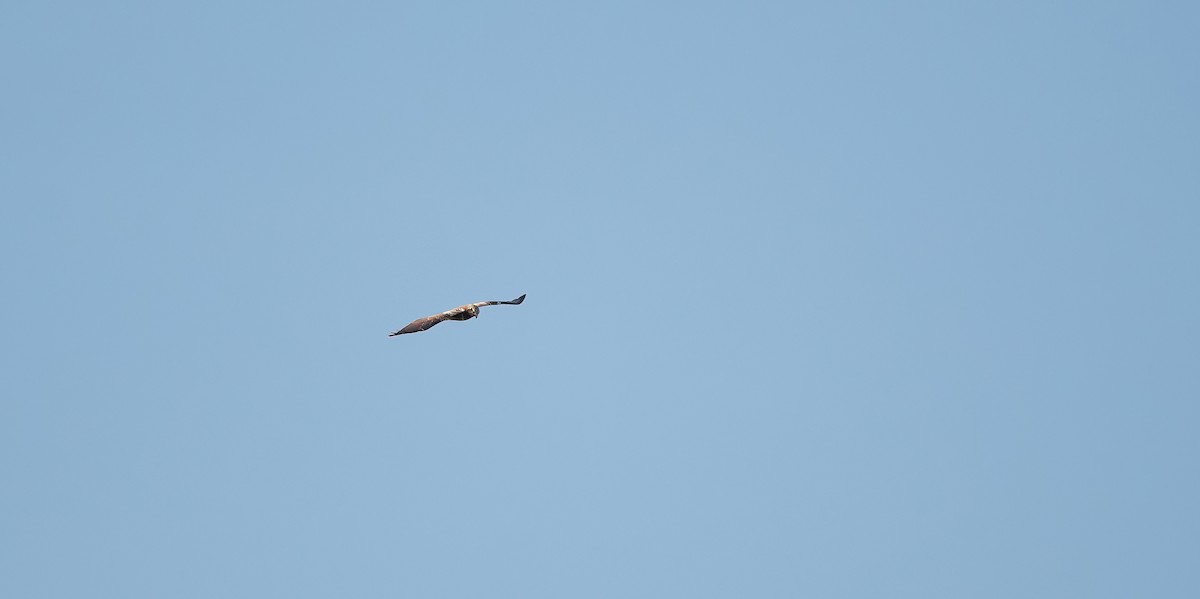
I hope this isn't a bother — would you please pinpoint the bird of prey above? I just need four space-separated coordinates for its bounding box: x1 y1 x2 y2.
388 294 526 336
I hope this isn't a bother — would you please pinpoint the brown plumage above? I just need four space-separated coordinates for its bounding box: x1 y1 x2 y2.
388 294 526 336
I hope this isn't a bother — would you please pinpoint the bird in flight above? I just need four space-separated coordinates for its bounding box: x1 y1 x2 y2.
389 294 526 336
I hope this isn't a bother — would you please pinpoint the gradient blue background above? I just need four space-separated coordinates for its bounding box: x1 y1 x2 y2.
3 1 1198 597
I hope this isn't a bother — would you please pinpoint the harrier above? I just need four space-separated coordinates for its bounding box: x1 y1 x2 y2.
388 294 526 336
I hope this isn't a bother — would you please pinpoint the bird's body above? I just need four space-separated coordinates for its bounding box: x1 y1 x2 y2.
389 294 526 336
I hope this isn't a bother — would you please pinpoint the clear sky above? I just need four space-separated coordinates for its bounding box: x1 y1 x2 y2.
2 1 1198 597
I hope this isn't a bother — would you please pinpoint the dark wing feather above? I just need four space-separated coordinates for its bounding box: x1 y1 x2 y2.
389 314 447 336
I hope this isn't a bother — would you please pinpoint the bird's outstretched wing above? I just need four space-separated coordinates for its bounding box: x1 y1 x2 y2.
469 294 526 309
389 314 447 336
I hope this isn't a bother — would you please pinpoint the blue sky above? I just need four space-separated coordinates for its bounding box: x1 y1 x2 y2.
2 1 1198 597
